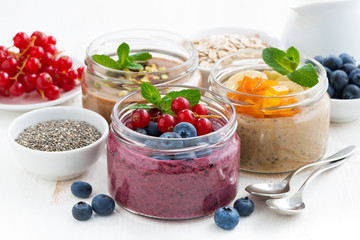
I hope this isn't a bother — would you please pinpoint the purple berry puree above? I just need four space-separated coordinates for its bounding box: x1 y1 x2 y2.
107 131 241 219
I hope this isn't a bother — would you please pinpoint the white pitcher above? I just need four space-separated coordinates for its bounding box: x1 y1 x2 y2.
282 0 360 59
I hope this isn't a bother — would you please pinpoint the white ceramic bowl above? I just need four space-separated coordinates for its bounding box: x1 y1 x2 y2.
330 98 360 123
8 106 109 181
190 27 283 87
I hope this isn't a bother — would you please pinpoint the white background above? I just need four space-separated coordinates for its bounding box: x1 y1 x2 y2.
0 0 359 240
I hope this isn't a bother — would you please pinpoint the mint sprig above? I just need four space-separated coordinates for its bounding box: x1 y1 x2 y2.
262 46 318 87
129 82 201 115
91 42 152 71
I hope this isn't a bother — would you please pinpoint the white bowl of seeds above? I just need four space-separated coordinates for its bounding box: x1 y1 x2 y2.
191 27 283 87
8 106 109 181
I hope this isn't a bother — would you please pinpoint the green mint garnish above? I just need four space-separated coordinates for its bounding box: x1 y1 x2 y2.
91 42 152 71
129 82 201 115
262 46 318 87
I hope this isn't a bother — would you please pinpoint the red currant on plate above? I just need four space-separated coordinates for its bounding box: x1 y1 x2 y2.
77 66 85 79
47 35 56 45
0 71 10 88
44 85 60 100
31 31 48 47
56 56 73 71
13 32 30 49
176 109 196 125
36 72 53 90
158 114 177 133
171 97 191 114
192 104 208 115
29 46 45 59
1 56 18 75
131 109 150 128
25 57 41 74
9 82 24 97
194 118 213 136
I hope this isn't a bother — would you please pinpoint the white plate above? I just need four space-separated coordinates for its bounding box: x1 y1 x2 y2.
0 58 83 112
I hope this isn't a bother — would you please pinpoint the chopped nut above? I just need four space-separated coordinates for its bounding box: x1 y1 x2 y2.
160 74 169 80
117 90 128 97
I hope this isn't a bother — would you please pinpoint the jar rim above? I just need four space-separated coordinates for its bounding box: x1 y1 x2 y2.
209 49 328 100
110 84 237 151
85 28 198 79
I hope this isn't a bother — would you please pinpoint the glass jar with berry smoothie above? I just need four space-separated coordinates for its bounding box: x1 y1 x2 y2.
82 29 201 123
107 84 240 219
209 49 330 174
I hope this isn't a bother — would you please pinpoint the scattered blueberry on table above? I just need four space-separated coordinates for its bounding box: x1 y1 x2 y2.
71 181 93 198
314 53 360 99
233 197 255 216
72 202 93 221
91 194 116 216
214 206 240 230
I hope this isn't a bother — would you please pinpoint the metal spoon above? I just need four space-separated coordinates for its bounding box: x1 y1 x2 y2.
265 157 347 215
245 145 356 199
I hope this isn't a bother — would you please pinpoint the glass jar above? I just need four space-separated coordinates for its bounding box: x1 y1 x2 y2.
107 85 240 219
82 29 201 123
209 50 330 174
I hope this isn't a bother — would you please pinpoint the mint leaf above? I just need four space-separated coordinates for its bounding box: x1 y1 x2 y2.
285 47 300 71
140 82 162 106
91 55 121 70
117 42 130 66
161 89 201 114
287 63 319 87
131 52 152 62
128 104 156 110
123 62 144 70
262 47 295 75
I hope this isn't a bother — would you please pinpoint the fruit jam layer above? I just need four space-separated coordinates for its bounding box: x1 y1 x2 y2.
107 132 240 219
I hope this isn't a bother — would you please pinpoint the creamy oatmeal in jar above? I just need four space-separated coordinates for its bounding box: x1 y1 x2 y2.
209 50 330 173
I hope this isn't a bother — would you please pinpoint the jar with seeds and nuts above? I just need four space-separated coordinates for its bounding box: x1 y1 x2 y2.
82 29 201 123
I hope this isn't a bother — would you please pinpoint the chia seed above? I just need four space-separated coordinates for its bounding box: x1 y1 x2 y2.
15 120 102 152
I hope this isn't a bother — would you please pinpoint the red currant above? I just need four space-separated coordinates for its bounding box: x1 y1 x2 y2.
22 74 37 92
29 46 45 59
176 109 196 124
194 118 213 136
36 72 53 90
9 82 24 96
125 121 135 130
0 71 11 88
192 104 208 115
13 32 30 49
131 109 150 128
31 31 48 47
0 46 8 54
47 35 56 45
149 108 163 122
171 97 191 114
0 50 8 63
1 56 18 75
42 52 55 66
77 66 85 79
0 87 10 97
60 76 75 91
66 68 78 81
157 114 177 133
25 57 41 74
44 44 57 55
56 56 72 71
44 85 60 100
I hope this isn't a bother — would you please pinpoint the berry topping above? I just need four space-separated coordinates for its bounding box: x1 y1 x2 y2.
192 104 208 115
176 109 196 125
72 202 93 221
214 206 240 230
233 197 255 216
145 121 162 137
131 109 150 128
157 114 176 133
159 132 183 149
148 108 162 122
71 181 93 198
171 96 191 114
194 118 213 136
134 128 148 135
173 122 197 138
91 194 115 216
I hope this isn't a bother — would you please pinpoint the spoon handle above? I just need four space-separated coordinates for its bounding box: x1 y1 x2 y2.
283 145 356 183
294 158 347 197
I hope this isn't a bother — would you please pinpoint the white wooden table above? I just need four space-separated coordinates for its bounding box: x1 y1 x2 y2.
1 0 359 239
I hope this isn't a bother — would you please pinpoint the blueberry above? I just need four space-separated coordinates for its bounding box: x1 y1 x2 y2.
159 132 183 149
91 194 115 216
72 201 93 221
173 151 197 160
342 84 360 99
327 84 335 98
145 121 162 137
134 128 148 135
349 69 360 87
214 206 240 230
342 63 357 75
339 53 356 65
195 142 214 158
314 55 324 65
323 55 343 70
324 67 332 81
330 70 348 91
233 197 255 216
71 181 92 198
173 122 197 138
